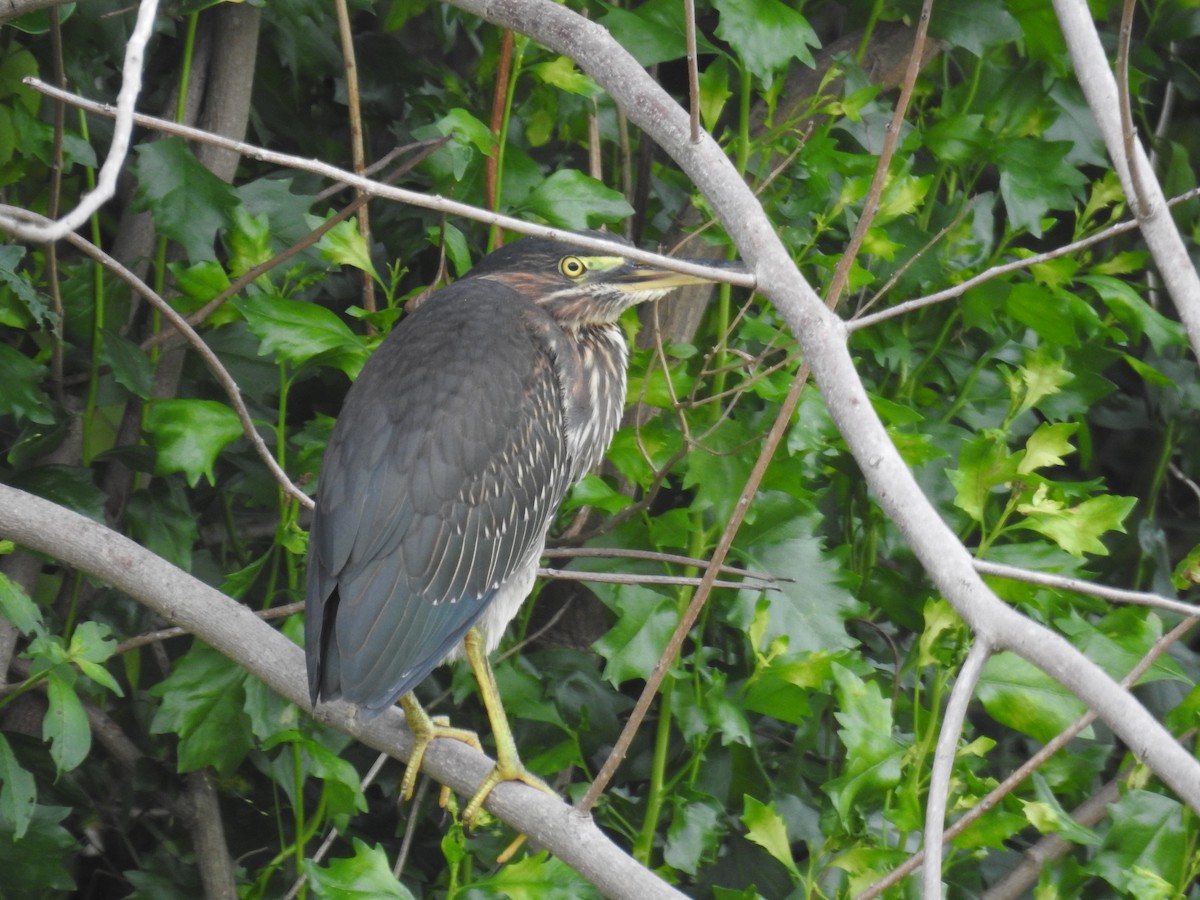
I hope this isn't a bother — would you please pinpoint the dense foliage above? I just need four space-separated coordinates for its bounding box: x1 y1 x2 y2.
1 0 1199 896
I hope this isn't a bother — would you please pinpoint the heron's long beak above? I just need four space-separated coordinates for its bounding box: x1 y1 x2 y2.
615 257 746 291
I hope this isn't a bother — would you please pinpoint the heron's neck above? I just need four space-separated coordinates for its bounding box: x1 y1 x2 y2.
563 322 629 483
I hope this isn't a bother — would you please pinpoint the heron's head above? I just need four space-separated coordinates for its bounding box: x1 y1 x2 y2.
470 231 743 329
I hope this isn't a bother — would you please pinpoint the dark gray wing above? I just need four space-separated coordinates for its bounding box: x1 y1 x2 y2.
305 281 574 714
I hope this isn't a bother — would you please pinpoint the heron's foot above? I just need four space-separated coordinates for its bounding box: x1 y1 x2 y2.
461 754 555 827
399 696 481 802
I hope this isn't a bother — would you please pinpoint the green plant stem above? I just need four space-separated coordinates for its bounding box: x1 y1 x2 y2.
706 66 754 401
633 669 674 865
1135 419 1177 590
856 0 884 59
976 490 1023 557
937 344 990 425
79 110 103 464
291 741 306 893
899 309 959 403
489 35 528 251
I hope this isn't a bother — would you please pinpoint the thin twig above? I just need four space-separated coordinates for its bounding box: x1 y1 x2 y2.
1168 461 1200 513
855 615 1200 899
541 545 785 585
1116 0 1152 217
684 0 700 143
825 0 933 307
848 186 1200 332
0 206 313 508
923 638 992 896
140 138 447 353
539 568 768 592
973 559 1200 618
333 0 377 320
22 78 754 291
0 0 160 241
577 368 808 812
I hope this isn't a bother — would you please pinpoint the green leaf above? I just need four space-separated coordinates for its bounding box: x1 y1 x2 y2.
1088 791 1186 897
417 108 494 182
741 795 800 879
592 583 676 686
714 0 818 82
44 670 90 774
1059 608 1186 687
562 473 634 514
233 294 370 378
150 643 251 774
1005 283 1079 346
699 57 732 131
978 651 1088 742
730 493 859 655
664 792 725 875
101 328 154 399
823 664 903 820
0 245 55 328
1079 274 1187 352
529 56 602 97
0 734 36 839
996 139 1087 237
170 258 234 319
0 343 55 424
1021 772 1101 845
917 598 964 668
742 652 827 725
599 4 692 67
1018 421 1077 474
1015 345 1074 418
220 552 272 600
946 429 1017 522
131 137 239 262
0 570 43 634
1122 353 1175 388
522 170 633 230
67 621 123 697
1020 493 1136 558
227 205 273 276
317 218 382 283
0 805 75 891
1171 543 1200 591
304 839 416 899
126 480 199 571
470 850 602 899
925 113 987 164
145 399 245 487
928 0 1021 56
8 465 107 522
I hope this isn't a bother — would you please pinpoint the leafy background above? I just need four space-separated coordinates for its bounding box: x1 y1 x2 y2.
1 0 1200 897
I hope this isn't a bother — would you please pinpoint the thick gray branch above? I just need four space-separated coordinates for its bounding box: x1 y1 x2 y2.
445 0 1200 814
0 484 683 900
1053 0 1200 359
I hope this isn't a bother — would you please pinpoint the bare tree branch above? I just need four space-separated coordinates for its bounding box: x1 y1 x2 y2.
0 484 685 900
0 205 313 510
441 0 1200 817
0 0 160 240
923 638 992 896
20 78 754 293
1052 0 1200 359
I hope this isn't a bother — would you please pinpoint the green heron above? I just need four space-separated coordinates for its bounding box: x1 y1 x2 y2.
306 231 738 821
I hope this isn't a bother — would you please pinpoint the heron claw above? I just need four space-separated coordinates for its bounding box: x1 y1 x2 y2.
399 696 481 801
462 757 555 827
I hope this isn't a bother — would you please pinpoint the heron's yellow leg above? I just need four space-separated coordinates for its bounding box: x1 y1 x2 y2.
461 627 555 825
398 693 481 803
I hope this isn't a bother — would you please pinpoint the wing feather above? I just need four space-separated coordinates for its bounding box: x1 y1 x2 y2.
305 281 577 713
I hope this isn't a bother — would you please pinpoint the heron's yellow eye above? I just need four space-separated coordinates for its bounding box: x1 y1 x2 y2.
560 256 587 278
